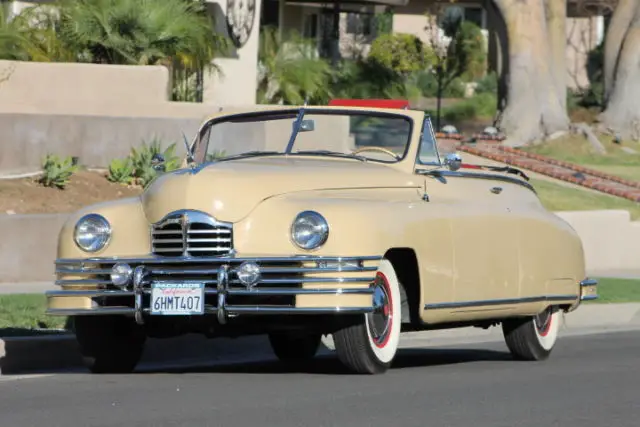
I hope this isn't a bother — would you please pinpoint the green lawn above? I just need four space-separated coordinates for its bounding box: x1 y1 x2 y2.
587 165 640 182
531 178 640 220
522 134 640 168
588 278 640 304
0 294 69 336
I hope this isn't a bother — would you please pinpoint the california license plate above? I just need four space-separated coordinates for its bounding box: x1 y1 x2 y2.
150 283 205 315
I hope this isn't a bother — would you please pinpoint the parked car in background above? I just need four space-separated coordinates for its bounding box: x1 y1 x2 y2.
46 99 598 374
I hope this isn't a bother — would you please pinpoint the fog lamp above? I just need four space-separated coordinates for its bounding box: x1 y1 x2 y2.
111 263 133 288
237 261 261 287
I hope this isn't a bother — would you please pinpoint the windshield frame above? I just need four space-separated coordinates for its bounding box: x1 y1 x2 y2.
191 107 416 165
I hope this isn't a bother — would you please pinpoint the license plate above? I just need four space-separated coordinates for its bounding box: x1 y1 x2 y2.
150 283 205 315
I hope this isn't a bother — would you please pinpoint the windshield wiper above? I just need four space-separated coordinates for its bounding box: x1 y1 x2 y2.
214 151 282 162
292 150 368 162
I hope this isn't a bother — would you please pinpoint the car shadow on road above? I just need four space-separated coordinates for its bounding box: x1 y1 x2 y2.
137 347 515 376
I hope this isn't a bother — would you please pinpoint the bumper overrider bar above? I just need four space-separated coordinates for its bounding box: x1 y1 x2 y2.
46 255 382 325
579 278 598 301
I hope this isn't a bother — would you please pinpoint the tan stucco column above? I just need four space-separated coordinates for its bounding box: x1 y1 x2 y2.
202 0 264 106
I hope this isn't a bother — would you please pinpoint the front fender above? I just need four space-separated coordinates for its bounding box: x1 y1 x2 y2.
57 197 150 259
233 189 425 257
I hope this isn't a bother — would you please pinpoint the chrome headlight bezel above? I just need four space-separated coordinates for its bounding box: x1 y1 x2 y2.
290 211 329 251
73 213 112 253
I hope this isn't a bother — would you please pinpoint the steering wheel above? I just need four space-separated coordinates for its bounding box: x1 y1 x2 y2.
351 146 399 160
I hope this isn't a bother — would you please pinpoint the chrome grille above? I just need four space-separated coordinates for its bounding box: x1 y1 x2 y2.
151 210 233 257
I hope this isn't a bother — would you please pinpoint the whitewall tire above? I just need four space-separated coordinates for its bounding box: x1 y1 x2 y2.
333 259 402 374
502 306 561 361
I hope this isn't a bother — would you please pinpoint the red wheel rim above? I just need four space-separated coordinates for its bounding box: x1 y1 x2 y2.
367 272 393 348
534 307 553 337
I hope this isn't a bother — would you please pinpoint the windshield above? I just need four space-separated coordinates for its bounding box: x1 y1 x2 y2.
192 109 414 164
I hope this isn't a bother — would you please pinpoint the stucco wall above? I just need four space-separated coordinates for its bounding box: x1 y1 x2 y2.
0 60 170 112
202 0 262 106
0 113 206 173
0 60 257 174
0 210 637 283
0 213 67 283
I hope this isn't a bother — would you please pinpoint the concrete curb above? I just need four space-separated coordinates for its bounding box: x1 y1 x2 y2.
2 303 640 375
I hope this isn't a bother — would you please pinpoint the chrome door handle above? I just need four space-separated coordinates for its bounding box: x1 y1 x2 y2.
490 187 503 194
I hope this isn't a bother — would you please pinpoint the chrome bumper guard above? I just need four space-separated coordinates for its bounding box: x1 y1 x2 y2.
579 278 598 301
47 255 382 325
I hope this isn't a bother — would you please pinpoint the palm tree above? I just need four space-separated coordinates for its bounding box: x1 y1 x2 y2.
56 0 228 68
257 26 333 105
0 4 75 61
1 0 228 69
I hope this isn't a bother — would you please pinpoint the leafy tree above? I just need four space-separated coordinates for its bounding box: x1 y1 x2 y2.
424 5 487 130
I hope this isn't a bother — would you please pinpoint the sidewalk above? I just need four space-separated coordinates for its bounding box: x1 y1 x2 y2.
0 282 55 295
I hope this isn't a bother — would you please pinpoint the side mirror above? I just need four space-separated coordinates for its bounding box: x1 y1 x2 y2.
443 153 462 171
151 153 166 172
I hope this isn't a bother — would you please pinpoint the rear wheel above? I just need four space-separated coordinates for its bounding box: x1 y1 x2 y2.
268 331 322 362
73 315 146 374
502 306 561 361
333 259 402 374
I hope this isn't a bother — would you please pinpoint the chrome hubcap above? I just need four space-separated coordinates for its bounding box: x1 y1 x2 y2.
367 275 392 346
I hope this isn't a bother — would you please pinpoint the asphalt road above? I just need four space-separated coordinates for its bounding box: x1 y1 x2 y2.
1 330 639 427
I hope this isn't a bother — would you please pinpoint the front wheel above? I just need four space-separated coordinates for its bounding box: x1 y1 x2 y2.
73 315 146 374
502 306 561 361
333 259 402 374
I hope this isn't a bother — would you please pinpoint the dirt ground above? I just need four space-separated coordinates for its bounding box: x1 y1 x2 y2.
0 170 143 214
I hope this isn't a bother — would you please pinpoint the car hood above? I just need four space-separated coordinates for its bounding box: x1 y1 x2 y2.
141 156 421 223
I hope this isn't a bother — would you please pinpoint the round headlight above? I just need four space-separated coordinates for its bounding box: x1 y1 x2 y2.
291 211 329 250
74 214 111 253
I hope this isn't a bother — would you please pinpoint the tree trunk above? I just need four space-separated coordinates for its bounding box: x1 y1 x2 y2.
600 0 640 141
544 0 567 111
492 0 569 145
485 0 509 122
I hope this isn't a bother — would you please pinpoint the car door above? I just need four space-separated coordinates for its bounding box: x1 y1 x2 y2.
416 121 521 315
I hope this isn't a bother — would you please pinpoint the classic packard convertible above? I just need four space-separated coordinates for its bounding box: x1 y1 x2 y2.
46 99 598 374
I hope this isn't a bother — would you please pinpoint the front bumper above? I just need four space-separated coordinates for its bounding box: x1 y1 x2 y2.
46 254 382 325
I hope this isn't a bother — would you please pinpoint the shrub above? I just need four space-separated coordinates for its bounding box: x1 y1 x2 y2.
416 71 466 98
38 154 79 189
474 72 498 95
427 92 498 125
454 21 487 82
367 33 432 78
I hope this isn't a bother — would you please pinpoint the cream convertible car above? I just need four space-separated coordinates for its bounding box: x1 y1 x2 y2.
46 101 598 374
